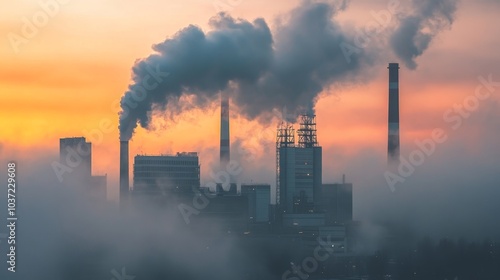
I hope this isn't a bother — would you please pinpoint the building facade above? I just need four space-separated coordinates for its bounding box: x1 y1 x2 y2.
278 146 322 213
59 137 106 200
60 137 92 183
242 184 271 223
133 152 200 194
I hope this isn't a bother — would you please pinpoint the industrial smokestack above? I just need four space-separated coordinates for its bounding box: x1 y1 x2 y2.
388 63 400 163
117 1 456 141
120 140 129 206
220 93 230 170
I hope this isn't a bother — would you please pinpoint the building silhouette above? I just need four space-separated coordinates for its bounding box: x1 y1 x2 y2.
59 137 106 200
133 152 200 194
60 137 92 182
277 115 322 215
242 184 271 223
322 181 353 225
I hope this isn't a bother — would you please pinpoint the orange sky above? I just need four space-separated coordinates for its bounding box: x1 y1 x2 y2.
1 0 499 201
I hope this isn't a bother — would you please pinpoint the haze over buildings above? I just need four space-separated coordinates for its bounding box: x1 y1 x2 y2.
2 0 500 279
58 137 106 200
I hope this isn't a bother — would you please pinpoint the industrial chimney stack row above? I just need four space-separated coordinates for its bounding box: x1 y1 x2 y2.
118 64 400 206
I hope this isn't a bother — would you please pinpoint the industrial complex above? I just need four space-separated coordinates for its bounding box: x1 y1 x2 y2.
58 63 400 259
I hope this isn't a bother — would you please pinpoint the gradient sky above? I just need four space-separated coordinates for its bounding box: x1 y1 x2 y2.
1 0 500 234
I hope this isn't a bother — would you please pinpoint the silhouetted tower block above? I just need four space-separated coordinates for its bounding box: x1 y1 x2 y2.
58 137 106 200
59 137 91 185
388 63 400 163
322 183 353 225
241 184 271 223
133 152 200 194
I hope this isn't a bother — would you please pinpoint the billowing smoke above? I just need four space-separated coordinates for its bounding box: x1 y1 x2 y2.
390 0 458 69
118 0 366 140
234 0 365 121
118 13 273 141
119 0 457 140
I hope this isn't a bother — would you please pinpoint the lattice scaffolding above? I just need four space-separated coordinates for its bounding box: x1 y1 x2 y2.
276 121 295 205
297 114 318 148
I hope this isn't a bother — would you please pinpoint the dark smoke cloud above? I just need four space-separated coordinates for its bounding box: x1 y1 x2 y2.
119 0 369 140
119 13 274 140
390 0 458 69
235 0 365 120
119 0 458 140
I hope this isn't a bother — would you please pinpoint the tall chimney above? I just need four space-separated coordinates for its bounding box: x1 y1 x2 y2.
388 63 400 163
120 140 129 206
220 92 230 170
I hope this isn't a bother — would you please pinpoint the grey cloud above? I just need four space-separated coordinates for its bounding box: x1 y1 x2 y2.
390 0 458 69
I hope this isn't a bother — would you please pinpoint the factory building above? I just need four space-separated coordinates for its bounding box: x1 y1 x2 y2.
322 181 353 225
59 137 107 200
241 184 271 223
277 115 322 215
60 137 92 183
195 195 249 234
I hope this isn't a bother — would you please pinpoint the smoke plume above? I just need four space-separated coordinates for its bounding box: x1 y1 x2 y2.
118 13 273 141
118 0 368 140
119 0 457 140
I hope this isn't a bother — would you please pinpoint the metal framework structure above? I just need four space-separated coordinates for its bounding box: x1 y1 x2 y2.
276 121 295 205
297 114 318 148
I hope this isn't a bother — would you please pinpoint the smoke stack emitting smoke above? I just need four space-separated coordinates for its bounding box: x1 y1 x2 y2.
387 63 400 162
118 0 458 141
